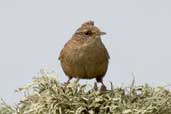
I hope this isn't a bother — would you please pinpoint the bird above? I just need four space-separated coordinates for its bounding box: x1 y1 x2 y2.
59 21 110 90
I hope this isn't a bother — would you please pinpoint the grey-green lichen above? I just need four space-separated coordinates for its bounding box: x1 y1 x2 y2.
1 71 171 114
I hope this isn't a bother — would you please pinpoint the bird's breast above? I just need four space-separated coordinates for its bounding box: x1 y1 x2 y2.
60 38 109 79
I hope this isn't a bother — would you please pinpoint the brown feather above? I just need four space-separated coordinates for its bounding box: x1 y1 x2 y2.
59 21 110 82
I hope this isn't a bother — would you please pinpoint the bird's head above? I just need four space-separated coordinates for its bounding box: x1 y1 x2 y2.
74 21 106 40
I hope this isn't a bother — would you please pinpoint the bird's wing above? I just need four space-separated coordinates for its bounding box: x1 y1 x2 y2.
58 49 64 60
59 37 85 60
106 48 110 59
58 41 70 60
102 44 110 60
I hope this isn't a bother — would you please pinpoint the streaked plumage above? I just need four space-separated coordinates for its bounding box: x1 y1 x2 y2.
59 21 109 90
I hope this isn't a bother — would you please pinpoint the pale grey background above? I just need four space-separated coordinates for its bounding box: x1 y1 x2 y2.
1 0 171 104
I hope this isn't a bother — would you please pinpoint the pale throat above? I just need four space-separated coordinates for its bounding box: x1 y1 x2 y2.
83 36 102 48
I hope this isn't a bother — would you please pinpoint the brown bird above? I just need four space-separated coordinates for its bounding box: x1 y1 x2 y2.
59 21 110 90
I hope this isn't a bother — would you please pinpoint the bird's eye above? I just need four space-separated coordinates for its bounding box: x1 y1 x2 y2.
84 30 93 36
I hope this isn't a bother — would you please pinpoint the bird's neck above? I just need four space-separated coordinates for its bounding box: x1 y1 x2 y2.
72 35 103 48
83 37 103 48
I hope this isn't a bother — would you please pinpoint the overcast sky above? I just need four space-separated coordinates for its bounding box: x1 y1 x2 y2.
1 0 171 104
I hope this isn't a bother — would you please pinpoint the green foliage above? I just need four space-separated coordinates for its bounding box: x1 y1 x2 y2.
1 71 171 114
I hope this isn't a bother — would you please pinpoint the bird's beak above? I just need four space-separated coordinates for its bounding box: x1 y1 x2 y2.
100 32 106 35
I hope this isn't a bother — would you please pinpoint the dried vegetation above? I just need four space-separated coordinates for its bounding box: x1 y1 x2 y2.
1 71 171 114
